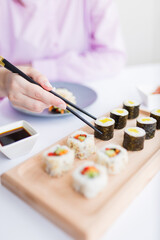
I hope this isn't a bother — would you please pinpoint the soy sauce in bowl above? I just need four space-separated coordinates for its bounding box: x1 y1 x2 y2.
0 127 31 146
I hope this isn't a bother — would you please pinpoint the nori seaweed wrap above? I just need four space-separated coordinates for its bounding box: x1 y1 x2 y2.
150 109 160 129
137 117 157 139
123 100 140 119
123 127 146 151
110 108 128 129
94 117 115 140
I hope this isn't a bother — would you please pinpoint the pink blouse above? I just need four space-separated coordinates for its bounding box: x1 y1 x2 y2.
0 0 126 82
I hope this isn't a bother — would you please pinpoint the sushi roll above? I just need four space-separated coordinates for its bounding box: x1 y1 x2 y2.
137 117 157 139
43 144 74 177
150 109 160 129
94 117 115 140
67 130 95 160
123 127 146 151
49 88 76 114
72 161 107 199
48 106 66 114
110 108 128 129
96 144 128 175
123 100 140 119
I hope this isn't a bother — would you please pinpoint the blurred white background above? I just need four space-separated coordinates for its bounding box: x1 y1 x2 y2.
115 0 160 65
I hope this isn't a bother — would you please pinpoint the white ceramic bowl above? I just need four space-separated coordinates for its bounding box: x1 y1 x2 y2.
137 84 160 110
0 120 39 159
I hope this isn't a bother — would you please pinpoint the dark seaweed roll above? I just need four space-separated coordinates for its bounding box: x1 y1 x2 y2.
94 117 115 141
137 117 157 139
110 108 128 129
123 100 140 119
150 109 160 129
123 127 146 151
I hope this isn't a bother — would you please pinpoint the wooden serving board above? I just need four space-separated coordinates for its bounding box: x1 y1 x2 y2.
1 109 160 240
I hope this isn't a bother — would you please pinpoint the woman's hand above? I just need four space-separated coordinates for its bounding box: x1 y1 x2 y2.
3 66 66 112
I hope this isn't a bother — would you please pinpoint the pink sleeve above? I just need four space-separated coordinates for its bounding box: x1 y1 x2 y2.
32 0 126 82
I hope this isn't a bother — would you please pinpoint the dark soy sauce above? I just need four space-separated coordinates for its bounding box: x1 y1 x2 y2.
0 127 31 146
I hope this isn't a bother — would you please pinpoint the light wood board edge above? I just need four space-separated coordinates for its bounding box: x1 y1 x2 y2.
1 149 160 240
1 173 87 240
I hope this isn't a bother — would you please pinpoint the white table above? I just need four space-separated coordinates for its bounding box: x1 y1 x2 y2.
0 64 160 240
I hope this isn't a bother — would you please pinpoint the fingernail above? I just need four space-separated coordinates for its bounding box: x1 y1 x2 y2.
44 82 52 89
57 104 66 110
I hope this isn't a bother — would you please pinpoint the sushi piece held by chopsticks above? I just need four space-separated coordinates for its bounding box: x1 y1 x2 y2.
49 88 76 114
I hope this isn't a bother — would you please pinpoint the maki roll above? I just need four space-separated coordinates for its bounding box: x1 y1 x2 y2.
123 127 146 151
123 100 140 119
137 117 157 139
48 106 66 114
67 130 95 160
94 117 115 140
110 108 128 129
49 88 76 114
96 144 128 175
43 144 74 177
72 161 107 199
150 109 160 129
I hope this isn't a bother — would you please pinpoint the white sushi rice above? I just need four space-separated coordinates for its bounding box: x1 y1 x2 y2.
67 130 95 160
55 88 76 105
151 109 160 116
72 161 108 199
43 144 74 177
123 100 140 107
95 117 115 127
137 117 157 124
124 127 146 137
96 144 128 175
111 108 128 116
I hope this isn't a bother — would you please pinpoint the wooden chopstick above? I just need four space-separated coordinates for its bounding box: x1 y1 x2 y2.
0 56 102 135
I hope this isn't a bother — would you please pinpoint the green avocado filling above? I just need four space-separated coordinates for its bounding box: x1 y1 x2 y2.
55 147 64 154
78 136 86 141
105 148 120 157
86 170 99 178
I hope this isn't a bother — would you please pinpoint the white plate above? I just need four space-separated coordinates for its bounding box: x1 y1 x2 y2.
11 81 97 117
